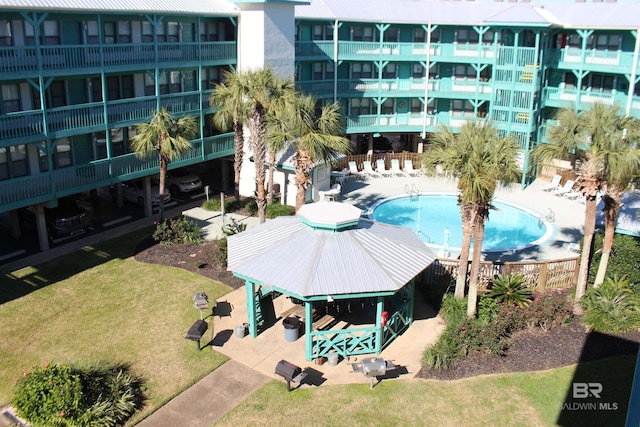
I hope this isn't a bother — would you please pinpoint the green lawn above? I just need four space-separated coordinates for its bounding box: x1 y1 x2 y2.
218 355 637 427
1 229 637 426
0 228 230 425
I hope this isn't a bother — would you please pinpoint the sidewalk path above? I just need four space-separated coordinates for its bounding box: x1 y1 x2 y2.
136 360 270 427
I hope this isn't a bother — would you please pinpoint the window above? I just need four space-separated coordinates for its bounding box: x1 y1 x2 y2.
382 99 394 114
482 31 495 45
47 81 66 108
200 22 218 41
158 73 169 95
567 34 581 48
1 84 20 113
103 22 116 44
594 34 621 50
169 71 182 93
351 63 373 79
144 74 155 96
118 22 131 43
312 63 334 80
454 65 476 79
0 20 12 46
587 73 615 92
430 28 441 43
202 67 220 89
43 20 59 45
352 26 375 42
563 73 576 89
451 100 474 117
411 98 422 113
456 29 479 44
55 138 72 168
0 145 29 179
313 24 332 41
106 75 135 100
349 98 372 116
142 22 153 42
384 27 399 43
412 64 425 78
382 63 397 79
91 77 102 102
413 28 425 43
157 23 166 42
24 22 35 45
167 22 180 42
86 21 99 44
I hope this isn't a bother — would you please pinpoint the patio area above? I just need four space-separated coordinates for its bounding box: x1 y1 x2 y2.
205 285 444 388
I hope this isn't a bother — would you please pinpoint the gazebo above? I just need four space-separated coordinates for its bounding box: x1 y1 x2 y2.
227 202 436 361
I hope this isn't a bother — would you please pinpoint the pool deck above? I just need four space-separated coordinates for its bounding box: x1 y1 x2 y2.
338 175 584 263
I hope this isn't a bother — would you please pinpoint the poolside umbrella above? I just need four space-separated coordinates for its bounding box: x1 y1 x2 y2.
596 191 640 237
226 202 437 297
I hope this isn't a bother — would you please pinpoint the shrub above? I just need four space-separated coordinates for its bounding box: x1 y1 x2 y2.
13 362 144 427
589 233 640 285
152 216 202 246
580 275 640 333
423 329 461 369
208 238 228 269
477 295 498 323
221 218 247 236
201 198 220 211
488 273 533 307
523 291 573 332
244 198 258 215
266 202 295 219
439 294 467 324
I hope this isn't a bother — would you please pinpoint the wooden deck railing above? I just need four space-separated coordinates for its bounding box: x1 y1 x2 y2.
418 257 580 292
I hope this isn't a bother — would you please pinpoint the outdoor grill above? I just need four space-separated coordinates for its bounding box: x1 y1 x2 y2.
193 291 209 319
185 319 208 350
275 360 308 391
350 357 395 389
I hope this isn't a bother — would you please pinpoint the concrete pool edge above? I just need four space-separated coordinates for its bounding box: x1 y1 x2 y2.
366 191 557 254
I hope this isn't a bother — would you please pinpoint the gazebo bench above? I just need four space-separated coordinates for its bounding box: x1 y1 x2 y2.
313 313 336 331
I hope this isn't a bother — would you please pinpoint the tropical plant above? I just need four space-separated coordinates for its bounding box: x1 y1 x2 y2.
532 103 640 310
266 95 351 210
488 273 533 307
130 108 198 221
439 293 467 324
210 69 249 201
152 216 202 246
13 362 144 427
266 202 296 218
589 233 640 285
420 121 520 317
580 275 640 333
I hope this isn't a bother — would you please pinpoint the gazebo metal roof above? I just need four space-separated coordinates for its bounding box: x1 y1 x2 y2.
227 202 436 298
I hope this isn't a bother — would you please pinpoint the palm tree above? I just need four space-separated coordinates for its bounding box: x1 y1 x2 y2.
266 95 351 210
532 103 639 310
592 117 640 285
210 70 249 201
421 121 520 316
130 108 198 221
242 68 296 223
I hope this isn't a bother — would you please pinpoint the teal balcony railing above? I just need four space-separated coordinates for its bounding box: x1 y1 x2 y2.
0 133 234 212
298 77 491 100
0 42 236 77
546 48 637 73
1 90 214 141
542 86 632 109
345 112 486 134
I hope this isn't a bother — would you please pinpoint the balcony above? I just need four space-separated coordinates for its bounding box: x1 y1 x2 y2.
0 133 234 213
298 77 491 100
542 86 632 110
0 42 237 78
546 48 637 74
0 90 213 142
345 112 486 134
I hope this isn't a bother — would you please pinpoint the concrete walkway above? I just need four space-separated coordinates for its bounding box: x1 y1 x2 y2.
136 360 270 427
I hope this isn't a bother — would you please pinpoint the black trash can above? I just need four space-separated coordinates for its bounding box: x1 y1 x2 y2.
283 316 300 342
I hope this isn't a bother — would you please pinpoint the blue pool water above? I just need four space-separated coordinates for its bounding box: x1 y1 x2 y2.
368 193 553 252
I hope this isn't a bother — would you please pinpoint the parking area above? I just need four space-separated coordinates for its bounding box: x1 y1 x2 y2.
0 159 233 266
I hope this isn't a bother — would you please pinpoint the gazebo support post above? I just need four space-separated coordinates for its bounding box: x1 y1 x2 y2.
305 301 313 361
245 281 258 338
375 296 384 354
407 280 416 322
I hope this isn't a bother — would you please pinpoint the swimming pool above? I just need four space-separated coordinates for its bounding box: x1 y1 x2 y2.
368 193 554 253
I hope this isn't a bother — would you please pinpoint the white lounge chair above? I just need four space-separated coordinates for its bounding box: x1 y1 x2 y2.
319 183 341 202
403 159 421 177
348 161 366 180
376 159 392 177
567 242 581 254
542 175 562 192
552 179 575 197
363 161 380 178
390 159 405 177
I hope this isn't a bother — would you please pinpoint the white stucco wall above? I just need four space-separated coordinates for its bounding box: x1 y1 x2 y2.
236 2 296 79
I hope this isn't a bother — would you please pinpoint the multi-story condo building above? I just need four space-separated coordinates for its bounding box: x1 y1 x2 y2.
1 0 639 254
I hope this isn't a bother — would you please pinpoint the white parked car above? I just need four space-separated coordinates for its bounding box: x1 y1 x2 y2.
119 179 171 206
155 167 203 196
